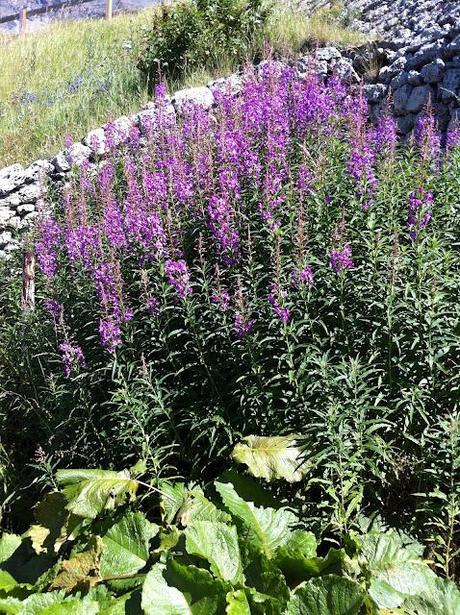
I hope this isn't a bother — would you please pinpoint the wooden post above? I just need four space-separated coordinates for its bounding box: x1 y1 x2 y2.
19 8 27 35
22 251 35 312
105 0 113 20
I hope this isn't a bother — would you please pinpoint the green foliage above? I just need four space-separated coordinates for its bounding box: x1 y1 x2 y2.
0 463 457 613
137 0 270 89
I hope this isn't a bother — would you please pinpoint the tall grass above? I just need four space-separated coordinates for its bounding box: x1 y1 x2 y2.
0 1 367 167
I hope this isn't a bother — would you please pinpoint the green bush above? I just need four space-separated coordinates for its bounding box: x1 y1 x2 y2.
0 450 458 614
137 0 270 89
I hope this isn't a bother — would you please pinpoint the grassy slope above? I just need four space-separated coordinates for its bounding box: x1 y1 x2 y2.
0 2 367 167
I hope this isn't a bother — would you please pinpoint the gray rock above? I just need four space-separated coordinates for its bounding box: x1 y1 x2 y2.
407 70 422 85
0 206 14 225
0 231 13 248
24 160 54 181
333 58 360 84
0 164 26 197
364 83 387 103
421 58 445 83
84 128 107 156
393 84 413 114
407 40 444 70
105 115 132 145
17 203 36 215
14 183 44 204
171 87 215 112
6 216 22 230
406 85 433 113
52 143 91 173
315 47 341 62
441 69 460 102
396 114 416 134
391 71 409 89
208 73 243 95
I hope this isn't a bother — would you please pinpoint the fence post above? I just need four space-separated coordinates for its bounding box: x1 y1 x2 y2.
19 8 27 35
105 0 113 20
22 251 35 312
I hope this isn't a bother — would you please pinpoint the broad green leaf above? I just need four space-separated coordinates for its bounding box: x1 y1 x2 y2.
99 590 142 614
0 539 55 585
217 471 282 509
0 569 17 592
0 534 21 564
184 521 244 585
369 561 436 608
57 469 138 520
231 435 308 483
215 481 297 558
360 531 418 573
159 482 189 525
100 512 158 578
51 536 103 592
159 482 230 527
179 492 231 526
226 590 251 614
276 546 344 586
247 588 284 615
402 576 460 615
40 598 100 614
0 597 21 613
13 590 67 614
285 576 365 615
165 558 229 604
142 564 192 615
242 543 289 605
191 595 223 615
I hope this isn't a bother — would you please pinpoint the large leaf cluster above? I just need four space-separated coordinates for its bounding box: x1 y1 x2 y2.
0 463 458 614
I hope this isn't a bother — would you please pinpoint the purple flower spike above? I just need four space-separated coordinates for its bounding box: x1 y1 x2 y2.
330 243 354 273
59 341 85 377
165 259 192 299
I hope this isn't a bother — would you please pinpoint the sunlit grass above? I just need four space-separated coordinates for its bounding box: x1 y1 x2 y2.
0 1 368 167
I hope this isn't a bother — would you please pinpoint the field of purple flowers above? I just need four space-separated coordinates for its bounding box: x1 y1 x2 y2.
2 60 460 575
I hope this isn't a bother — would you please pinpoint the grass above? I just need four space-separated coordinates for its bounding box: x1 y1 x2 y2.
0 1 368 168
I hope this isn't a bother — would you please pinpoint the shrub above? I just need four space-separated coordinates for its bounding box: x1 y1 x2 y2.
137 0 270 89
0 453 458 613
1 62 460 573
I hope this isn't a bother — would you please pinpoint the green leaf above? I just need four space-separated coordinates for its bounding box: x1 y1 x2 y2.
184 521 244 585
231 435 308 483
57 469 138 520
159 482 189 525
402 576 460 615
99 590 142 614
226 590 251 614
276 546 344 586
217 471 282 509
369 562 437 609
0 596 21 614
0 570 18 592
40 597 100 614
215 481 297 558
100 512 158 578
165 558 229 604
12 590 67 614
190 595 223 615
241 542 289 605
142 563 192 615
285 576 365 615
0 534 21 565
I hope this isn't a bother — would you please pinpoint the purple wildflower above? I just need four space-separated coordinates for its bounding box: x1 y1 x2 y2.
35 214 62 279
99 317 122 353
208 195 240 264
146 296 160 316
330 243 354 273
268 282 290 324
165 259 192 299
45 299 63 324
407 188 433 240
211 289 231 312
291 265 314 289
59 341 85 377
